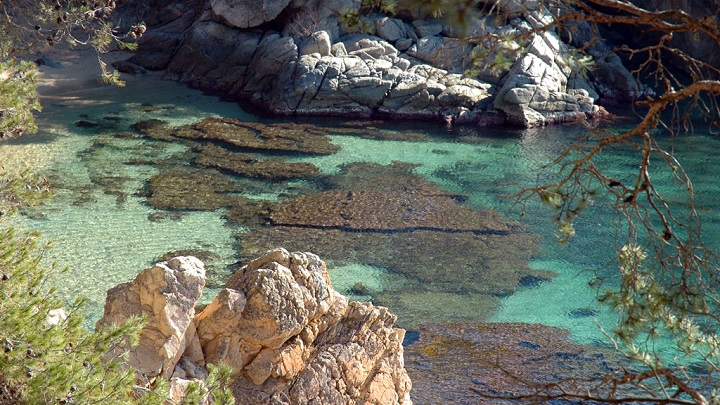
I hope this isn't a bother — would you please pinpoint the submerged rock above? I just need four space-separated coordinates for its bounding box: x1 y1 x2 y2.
196 143 319 180
240 162 547 326
269 190 515 233
404 322 630 404
132 119 177 141
317 161 457 195
133 117 340 155
146 167 247 210
175 117 341 155
374 291 501 326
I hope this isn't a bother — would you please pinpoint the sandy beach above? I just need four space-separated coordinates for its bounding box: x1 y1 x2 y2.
1 45 137 175
34 44 137 97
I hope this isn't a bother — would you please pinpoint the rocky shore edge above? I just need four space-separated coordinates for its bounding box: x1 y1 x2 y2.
96 249 412 404
96 249 630 404
114 0 652 128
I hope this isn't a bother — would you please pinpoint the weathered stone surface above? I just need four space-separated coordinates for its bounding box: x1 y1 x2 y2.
299 30 332 57
406 36 472 73
96 257 206 378
195 143 319 180
146 167 246 211
493 27 604 126
166 22 262 89
436 84 492 109
127 31 182 70
100 250 412 404
243 33 299 94
376 17 407 42
411 20 443 38
124 0 630 127
405 322 631 404
559 18 649 103
210 0 291 29
195 248 412 404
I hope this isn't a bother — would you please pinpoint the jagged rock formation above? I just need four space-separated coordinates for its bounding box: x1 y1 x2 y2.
115 0 647 127
96 256 207 379
96 249 412 404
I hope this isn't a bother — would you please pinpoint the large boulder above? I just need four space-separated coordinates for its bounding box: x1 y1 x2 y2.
494 25 601 126
210 0 291 29
197 248 413 404
98 250 413 404
96 257 207 378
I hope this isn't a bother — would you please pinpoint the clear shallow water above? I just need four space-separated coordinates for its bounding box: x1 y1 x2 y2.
2 77 719 356
2 78 256 320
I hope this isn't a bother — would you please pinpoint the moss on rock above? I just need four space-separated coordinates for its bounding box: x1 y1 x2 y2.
146 167 248 210
405 322 631 404
196 143 319 180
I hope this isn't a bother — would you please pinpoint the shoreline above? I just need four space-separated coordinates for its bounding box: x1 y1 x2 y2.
35 45 138 98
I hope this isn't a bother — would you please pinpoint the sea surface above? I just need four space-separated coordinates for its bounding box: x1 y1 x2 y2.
2 76 719 361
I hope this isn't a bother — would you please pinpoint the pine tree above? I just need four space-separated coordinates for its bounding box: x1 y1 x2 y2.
0 170 234 404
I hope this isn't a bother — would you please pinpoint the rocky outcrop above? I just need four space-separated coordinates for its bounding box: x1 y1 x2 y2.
114 0 646 127
491 23 601 125
97 250 412 404
210 0 290 29
96 256 207 379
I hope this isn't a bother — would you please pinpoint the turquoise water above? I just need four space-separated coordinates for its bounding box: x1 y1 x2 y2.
2 76 719 357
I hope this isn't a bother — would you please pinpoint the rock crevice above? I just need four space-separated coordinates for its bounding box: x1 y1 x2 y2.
116 0 649 127
96 249 412 404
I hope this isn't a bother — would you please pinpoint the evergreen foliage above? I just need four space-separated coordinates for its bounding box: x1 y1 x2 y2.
0 171 235 404
0 59 41 138
0 0 145 137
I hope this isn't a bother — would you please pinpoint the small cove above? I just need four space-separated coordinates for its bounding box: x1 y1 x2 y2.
3 75 719 361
